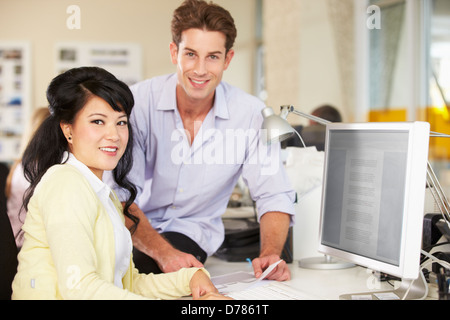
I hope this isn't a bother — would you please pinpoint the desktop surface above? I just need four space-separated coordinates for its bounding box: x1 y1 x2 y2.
205 256 398 300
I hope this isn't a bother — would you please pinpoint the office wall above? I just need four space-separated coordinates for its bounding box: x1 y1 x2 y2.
263 0 352 125
0 0 257 110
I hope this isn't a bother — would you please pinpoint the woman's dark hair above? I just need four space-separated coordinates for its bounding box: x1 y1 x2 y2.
22 66 139 233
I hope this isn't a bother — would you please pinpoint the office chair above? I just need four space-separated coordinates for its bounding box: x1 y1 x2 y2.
0 163 18 300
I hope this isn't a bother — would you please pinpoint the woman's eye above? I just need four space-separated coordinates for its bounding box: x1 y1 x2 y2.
92 120 104 125
118 120 128 126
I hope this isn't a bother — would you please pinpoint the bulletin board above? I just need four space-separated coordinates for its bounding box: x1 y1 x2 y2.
0 42 31 163
55 42 143 86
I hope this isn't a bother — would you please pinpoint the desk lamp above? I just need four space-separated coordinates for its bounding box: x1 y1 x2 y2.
261 105 331 145
261 105 354 270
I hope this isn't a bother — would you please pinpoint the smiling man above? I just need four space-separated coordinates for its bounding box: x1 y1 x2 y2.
114 0 296 281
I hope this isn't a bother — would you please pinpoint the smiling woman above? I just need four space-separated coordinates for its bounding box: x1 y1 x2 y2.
10 66 223 300
21 66 138 231
60 96 129 180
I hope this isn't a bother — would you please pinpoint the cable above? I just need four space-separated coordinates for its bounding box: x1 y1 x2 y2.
401 266 432 300
426 162 450 226
293 129 306 148
422 241 450 253
430 131 450 138
421 249 450 270
400 251 450 300
420 250 450 300
421 242 450 265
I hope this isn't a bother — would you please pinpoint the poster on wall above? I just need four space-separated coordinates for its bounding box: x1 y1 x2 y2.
0 42 31 163
55 42 142 86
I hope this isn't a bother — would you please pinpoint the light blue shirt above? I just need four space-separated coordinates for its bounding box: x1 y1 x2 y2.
115 74 296 256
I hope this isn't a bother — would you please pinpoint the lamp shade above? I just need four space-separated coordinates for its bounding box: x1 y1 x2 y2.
261 107 295 144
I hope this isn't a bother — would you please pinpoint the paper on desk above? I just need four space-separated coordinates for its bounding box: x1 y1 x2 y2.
212 259 283 294
255 259 283 282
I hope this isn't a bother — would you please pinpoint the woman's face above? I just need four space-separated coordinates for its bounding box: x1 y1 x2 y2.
61 96 129 180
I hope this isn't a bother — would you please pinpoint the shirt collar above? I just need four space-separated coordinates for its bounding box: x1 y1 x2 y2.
62 151 112 200
156 74 177 111
213 84 230 120
157 73 230 120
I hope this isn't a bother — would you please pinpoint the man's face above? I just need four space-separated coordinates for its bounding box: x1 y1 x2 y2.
170 28 234 105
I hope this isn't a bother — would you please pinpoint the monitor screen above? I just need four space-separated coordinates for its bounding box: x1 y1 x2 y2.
318 122 430 281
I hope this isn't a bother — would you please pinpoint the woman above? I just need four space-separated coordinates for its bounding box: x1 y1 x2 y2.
12 67 220 300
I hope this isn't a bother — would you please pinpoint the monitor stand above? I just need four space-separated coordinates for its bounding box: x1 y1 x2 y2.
339 269 429 300
298 255 355 270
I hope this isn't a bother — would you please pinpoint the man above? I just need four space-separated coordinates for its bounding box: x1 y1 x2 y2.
117 0 296 281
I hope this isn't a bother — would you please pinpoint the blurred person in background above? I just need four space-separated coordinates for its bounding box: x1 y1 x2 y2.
5 107 50 248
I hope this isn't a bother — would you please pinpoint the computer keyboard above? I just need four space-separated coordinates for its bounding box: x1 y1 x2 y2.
227 282 310 300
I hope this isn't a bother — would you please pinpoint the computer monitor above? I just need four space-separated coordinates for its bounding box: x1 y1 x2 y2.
318 121 430 300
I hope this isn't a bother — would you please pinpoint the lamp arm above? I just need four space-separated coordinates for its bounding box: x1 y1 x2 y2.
280 105 332 126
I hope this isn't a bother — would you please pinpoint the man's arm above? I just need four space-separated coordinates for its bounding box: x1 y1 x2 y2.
124 203 204 273
252 211 291 281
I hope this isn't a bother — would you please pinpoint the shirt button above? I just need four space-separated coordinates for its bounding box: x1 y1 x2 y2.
179 188 184 193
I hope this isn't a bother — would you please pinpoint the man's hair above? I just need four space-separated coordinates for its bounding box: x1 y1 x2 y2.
312 105 343 123
171 0 237 53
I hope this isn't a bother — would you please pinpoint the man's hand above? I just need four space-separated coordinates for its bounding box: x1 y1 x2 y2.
125 202 203 273
156 247 204 273
254 212 292 281
252 254 291 281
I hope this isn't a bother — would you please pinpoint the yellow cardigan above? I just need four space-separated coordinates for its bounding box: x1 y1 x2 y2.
12 164 205 300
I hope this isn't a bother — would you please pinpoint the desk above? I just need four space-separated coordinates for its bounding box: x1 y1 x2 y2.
204 256 404 300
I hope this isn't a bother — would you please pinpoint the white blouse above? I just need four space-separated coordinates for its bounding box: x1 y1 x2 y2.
63 152 132 288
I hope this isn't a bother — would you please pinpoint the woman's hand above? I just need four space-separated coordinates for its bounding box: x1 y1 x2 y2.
189 270 232 300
